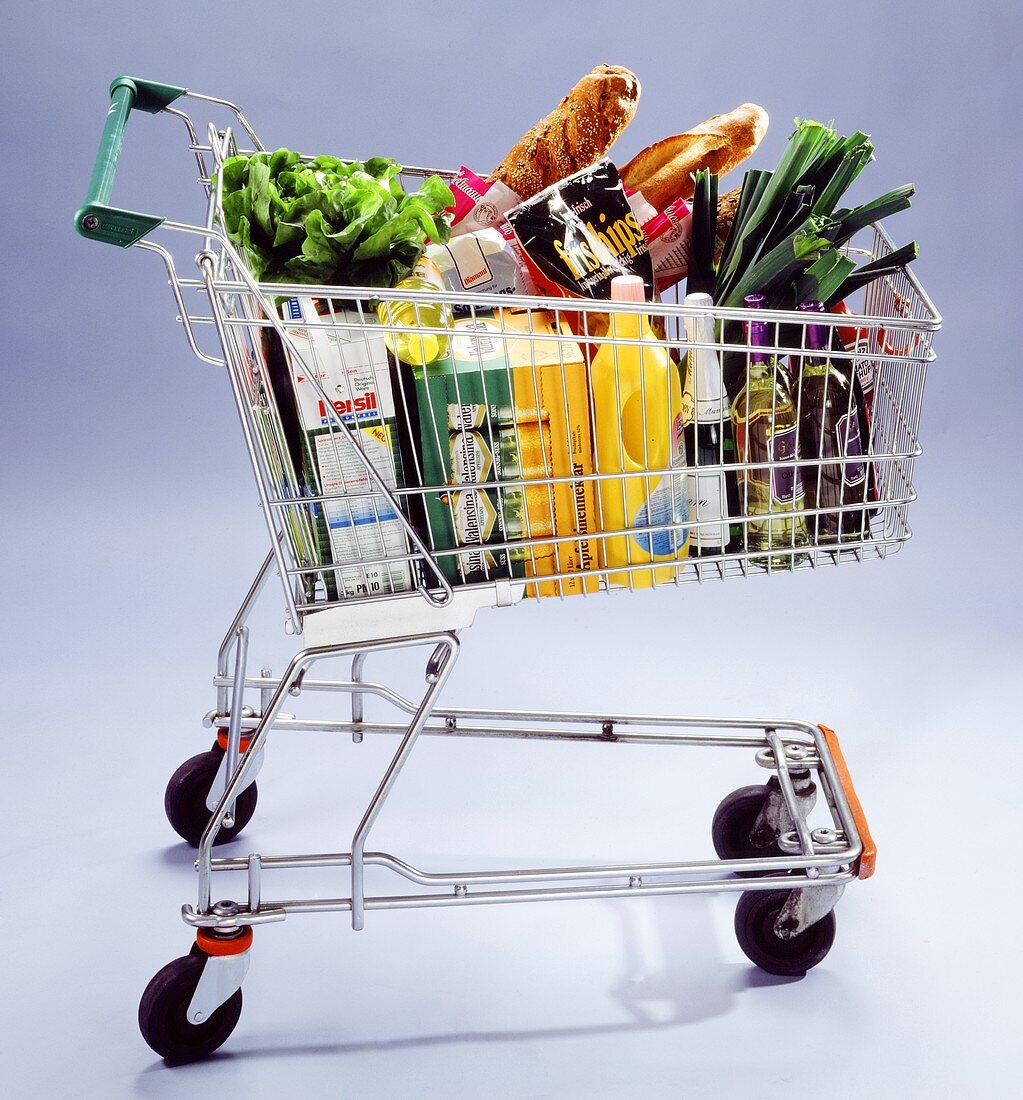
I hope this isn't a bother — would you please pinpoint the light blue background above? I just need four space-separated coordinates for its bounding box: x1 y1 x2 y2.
2 2 1020 1096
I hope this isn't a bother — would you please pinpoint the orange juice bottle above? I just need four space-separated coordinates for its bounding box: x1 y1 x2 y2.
589 276 690 587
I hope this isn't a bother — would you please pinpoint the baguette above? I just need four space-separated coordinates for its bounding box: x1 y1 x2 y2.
621 104 768 211
489 65 641 200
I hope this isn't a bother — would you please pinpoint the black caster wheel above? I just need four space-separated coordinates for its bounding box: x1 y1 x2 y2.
164 747 258 848
734 890 836 976
711 784 782 876
139 953 242 1063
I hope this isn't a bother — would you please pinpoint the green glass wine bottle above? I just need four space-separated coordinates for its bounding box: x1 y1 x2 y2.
730 294 809 568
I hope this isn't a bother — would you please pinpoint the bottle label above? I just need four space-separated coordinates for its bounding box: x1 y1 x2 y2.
768 426 803 505
695 395 726 422
686 469 728 549
632 411 689 556
837 411 866 489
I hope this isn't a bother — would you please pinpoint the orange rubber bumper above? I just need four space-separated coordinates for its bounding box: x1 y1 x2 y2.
195 925 253 956
216 729 253 753
818 724 877 879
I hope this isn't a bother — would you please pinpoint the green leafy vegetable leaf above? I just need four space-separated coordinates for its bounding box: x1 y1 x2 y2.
214 149 455 288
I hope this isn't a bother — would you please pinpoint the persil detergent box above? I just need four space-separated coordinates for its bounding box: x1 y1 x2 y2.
279 296 412 600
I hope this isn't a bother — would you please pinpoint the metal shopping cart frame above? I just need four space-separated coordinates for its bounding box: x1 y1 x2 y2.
76 78 936 1063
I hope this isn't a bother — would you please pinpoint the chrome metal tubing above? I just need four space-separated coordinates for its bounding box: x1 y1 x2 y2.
350 634 460 930
209 848 856 885
198 252 303 632
215 549 277 716
197 646 317 911
134 240 224 366
350 651 368 744
183 867 855 928
766 729 821 879
222 626 249 825
196 633 464 915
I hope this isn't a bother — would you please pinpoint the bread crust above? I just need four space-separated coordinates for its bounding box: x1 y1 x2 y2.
715 186 742 259
621 104 769 211
490 65 641 200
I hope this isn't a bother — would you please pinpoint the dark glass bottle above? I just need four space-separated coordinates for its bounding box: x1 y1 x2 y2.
795 301 868 543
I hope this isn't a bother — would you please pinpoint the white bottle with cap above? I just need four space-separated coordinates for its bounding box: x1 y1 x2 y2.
683 292 738 555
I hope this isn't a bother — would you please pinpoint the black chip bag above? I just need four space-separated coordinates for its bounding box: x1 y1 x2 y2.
505 159 654 305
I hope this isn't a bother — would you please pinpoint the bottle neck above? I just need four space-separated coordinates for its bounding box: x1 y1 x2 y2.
748 350 775 376
801 352 829 375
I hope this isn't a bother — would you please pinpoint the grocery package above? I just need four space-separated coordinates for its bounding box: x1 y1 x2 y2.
502 310 599 596
278 295 413 599
447 165 522 236
505 158 653 304
427 229 526 309
391 313 529 586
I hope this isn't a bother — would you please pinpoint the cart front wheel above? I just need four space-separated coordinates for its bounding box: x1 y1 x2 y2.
164 748 258 848
734 890 836 976
139 953 242 1063
711 785 782 875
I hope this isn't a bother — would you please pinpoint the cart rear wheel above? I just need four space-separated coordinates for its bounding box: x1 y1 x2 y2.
734 890 836 976
139 953 242 1063
164 748 258 848
711 784 782 875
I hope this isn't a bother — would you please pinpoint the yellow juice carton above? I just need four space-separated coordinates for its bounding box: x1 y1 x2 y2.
503 310 599 596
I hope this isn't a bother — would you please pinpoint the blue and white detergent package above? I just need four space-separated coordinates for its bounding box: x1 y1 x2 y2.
279 295 412 599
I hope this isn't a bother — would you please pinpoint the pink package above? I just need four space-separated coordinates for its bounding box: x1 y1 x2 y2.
447 166 522 236
641 196 693 292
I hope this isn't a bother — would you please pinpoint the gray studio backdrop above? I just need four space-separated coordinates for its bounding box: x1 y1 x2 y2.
1 1 1021 1096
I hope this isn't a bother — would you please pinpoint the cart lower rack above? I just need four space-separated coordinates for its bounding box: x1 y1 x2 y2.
77 78 934 1064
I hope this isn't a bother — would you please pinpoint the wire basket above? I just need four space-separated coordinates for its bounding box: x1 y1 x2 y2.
131 111 941 626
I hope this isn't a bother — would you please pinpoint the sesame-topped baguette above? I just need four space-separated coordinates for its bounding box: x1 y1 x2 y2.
489 65 641 200
621 104 769 211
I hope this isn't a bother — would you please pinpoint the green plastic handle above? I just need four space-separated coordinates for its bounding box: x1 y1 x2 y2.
74 76 187 246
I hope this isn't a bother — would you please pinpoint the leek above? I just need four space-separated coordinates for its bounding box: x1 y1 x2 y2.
826 242 920 304
721 218 833 308
828 184 916 248
684 117 916 334
793 250 856 306
688 168 718 297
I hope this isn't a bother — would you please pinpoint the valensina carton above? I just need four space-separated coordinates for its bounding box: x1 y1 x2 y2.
279 296 412 600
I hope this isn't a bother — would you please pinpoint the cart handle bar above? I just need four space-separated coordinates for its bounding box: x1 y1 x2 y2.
74 76 187 247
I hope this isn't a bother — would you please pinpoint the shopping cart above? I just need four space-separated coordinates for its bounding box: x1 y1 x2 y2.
77 77 939 1063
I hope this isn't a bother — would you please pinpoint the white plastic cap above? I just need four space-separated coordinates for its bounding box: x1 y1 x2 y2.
610 274 646 302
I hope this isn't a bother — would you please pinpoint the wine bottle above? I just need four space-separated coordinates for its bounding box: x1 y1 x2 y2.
682 293 741 555
730 294 809 567
795 301 868 543
833 302 880 520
